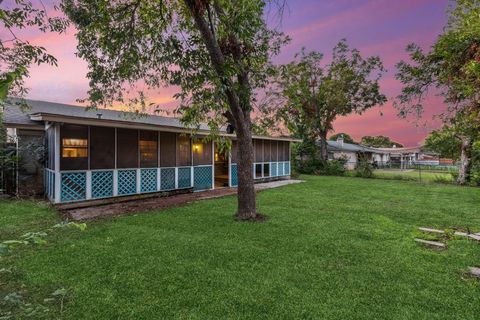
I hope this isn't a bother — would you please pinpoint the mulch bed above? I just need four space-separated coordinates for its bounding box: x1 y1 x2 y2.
63 188 238 221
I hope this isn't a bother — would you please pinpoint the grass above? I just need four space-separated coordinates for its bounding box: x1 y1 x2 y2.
371 169 454 183
1 175 480 319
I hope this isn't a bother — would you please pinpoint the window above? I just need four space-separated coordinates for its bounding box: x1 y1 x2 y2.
60 124 88 170
176 134 191 166
140 130 158 167
62 138 87 158
160 132 176 167
193 138 212 165
117 128 138 168
255 163 263 178
264 163 270 177
90 126 115 169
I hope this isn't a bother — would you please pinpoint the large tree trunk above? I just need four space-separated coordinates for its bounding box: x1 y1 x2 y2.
457 136 472 185
185 0 257 219
235 117 257 219
318 130 328 161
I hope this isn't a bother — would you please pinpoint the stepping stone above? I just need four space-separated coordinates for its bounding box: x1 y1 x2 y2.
419 227 478 240
468 267 480 278
414 238 446 249
419 227 444 234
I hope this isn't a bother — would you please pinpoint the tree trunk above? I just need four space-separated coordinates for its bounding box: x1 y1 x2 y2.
184 0 257 219
318 130 328 161
457 136 472 185
234 116 257 220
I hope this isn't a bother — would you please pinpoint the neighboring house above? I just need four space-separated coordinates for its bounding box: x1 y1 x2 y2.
327 137 445 169
3 99 298 204
326 137 386 170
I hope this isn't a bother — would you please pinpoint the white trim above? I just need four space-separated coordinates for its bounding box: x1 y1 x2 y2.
136 168 141 193
211 140 215 190
54 124 61 203
157 168 161 191
113 169 118 196
86 171 92 199
174 167 179 189
114 128 117 169
228 149 232 187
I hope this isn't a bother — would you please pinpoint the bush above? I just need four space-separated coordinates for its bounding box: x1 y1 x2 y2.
315 159 346 176
355 158 373 178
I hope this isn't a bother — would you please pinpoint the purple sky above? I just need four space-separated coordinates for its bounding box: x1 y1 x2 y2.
17 0 449 146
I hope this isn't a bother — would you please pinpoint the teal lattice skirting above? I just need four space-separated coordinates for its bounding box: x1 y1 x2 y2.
178 167 192 189
231 164 238 187
118 170 137 195
61 172 86 202
141 169 157 193
194 166 212 191
92 170 114 199
161 168 176 190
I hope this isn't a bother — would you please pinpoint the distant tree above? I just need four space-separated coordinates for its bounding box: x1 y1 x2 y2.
62 0 287 220
0 0 68 103
395 0 480 184
329 133 356 144
424 127 461 160
360 135 403 148
261 40 386 161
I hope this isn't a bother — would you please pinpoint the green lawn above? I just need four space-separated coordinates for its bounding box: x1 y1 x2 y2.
1 175 480 319
372 168 454 183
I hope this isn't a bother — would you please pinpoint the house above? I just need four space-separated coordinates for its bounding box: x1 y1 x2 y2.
2 99 297 204
374 146 440 168
326 137 387 170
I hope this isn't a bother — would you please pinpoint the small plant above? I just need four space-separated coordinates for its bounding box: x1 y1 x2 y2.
53 221 87 231
355 156 374 178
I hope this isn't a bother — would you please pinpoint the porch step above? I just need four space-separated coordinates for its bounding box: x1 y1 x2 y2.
418 227 479 241
414 238 446 249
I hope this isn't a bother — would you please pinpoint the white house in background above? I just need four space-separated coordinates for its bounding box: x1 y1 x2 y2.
326 137 387 170
326 136 441 169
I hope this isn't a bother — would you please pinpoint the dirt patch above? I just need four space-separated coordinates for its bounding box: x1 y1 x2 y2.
64 188 238 221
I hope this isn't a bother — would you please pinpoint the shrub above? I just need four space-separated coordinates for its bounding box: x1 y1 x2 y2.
315 159 346 176
355 158 373 178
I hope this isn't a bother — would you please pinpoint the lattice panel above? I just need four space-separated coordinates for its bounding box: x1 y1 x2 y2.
271 162 278 177
231 164 238 187
44 170 55 200
61 172 86 202
161 168 175 190
194 166 212 191
178 167 191 189
141 169 158 193
118 170 137 195
92 171 113 199
278 162 285 176
285 162 291 175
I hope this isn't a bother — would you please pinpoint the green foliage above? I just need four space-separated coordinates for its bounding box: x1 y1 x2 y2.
53 221 87 232
62 0 287 135
355 156 374 178
424 126 461 160
261 39 386 160
360 135 403 148
329 133 356 144
316 159 346 176
0 1 68 101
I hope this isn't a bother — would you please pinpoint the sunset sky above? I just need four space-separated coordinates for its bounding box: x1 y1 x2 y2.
16 0 449 146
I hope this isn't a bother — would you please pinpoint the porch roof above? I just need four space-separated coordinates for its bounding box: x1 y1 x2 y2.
3 98 300 142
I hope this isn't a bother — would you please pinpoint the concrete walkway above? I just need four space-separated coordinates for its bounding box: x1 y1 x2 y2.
65 179 304 221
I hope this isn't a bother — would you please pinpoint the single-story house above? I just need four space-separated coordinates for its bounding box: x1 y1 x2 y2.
3 99 297 204
326 137 387 170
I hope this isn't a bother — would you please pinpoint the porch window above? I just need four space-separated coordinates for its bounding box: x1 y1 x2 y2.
255 163 263 178
60 124 88 170
264 163 270 177
176 134 191 166
140 130 158 168
62 138 87 158
193 138 212 165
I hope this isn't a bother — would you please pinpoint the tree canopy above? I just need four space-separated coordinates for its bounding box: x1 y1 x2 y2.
395 0 480 184
261 40 386 160
0 0 68 103
329 133 356 144
360 135 403 148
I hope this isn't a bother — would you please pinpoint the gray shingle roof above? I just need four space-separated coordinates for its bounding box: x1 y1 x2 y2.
326 140 387 154
3 98 209 130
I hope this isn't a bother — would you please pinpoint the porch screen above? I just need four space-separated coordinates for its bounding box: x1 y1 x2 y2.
46 126 55 170
60 124 88 170
278 141 286 161
90 126 115 169
140 130 158 168
272 141 278 161
160 132 176 167
193 138 212 165
284 141 290 160
117 128 138 168
254 139 263 162
263 140 272 162
231 140 238 164
176 134 191 166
